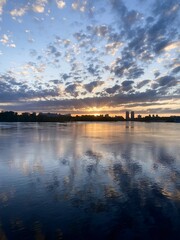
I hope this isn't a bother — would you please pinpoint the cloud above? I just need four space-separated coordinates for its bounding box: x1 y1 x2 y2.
10 7 28 17
153 40 180 53
163 41 180 51
105 42 123 55
62 73 71 81
110 0 142 30
154 70 160 78
171 66 180 75
0 34 16 48
0 74 60 102
110 0 127 20
9 43 16 48
152 75 177 90
72 2 79 10
121 80 134 92
105 84 120 94
128 66 144 79
111 54 144 79
73 31 89 41
50 79 62 84
2 88 178 113
153 0 180 18
109 0 179 70
87 25 111 37
136 80 150 89
32 0 48 13
22 62 46 74
56 0 66 9
0 34 9 44
63 39 71 47
0 68 179 114
71 0 91 13
32 5 44 13
154 39 170 53
87 64 100 76
157 76 177 87
47 45 61 57
65 83 80 97
84 81 104 93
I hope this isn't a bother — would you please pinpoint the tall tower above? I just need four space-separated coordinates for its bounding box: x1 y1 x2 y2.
126 111 129 120
131 111 135 120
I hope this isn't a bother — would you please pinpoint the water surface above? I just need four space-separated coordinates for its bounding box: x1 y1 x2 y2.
0 122 180 239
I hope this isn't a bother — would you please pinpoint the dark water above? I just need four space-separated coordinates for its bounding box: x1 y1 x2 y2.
0 122 179 240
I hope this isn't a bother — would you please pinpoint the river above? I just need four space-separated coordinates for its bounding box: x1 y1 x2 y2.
0 122 179 239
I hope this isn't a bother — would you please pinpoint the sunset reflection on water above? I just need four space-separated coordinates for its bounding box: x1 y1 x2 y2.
0 122 180 239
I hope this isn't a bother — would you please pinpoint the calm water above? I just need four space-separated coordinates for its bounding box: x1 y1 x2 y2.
0 122 180 240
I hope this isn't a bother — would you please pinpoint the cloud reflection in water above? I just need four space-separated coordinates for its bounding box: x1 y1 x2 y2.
0 122 179 239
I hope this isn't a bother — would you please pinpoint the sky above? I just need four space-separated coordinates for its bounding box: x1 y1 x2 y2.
0 0 179 116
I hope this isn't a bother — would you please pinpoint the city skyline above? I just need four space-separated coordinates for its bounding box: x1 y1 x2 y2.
1 110 180 121
0 0 180 115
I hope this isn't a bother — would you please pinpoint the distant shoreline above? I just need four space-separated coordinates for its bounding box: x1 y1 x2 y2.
0 111 180 123
0 119 179 123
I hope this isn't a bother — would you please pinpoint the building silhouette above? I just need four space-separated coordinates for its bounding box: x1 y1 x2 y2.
126 111 129 120
131 111 135 120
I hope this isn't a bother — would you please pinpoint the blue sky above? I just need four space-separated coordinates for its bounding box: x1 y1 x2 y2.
0 0 179 115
